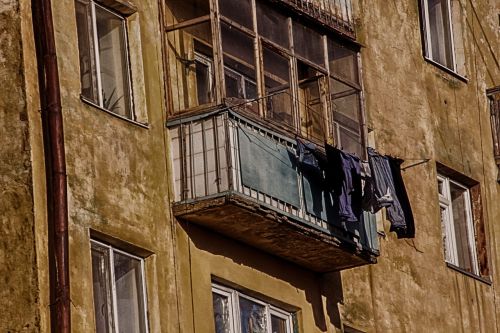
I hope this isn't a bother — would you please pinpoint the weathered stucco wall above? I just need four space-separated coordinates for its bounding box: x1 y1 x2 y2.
341 0 500 332
174 221 345 333
46 0 178 331
0 0 40 331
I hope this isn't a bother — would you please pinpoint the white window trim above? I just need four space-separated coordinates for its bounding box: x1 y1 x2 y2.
437 175 479 275
90 239 149 333
421 0 457 72
212 283 294 333
87 1 135 119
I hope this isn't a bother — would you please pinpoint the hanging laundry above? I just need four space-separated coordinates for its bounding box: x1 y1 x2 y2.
325 145 362 223
388 157 415 238
366 147 414 239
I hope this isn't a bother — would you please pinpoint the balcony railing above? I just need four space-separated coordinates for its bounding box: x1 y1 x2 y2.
276 0 355 38
168 99 377 272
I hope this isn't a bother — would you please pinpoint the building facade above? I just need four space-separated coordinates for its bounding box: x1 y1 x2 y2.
1 0 499 332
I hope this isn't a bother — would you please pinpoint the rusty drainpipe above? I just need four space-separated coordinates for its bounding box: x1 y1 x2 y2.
31 0 71 332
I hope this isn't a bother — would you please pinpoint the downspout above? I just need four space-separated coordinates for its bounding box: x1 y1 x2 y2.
31 0 71 332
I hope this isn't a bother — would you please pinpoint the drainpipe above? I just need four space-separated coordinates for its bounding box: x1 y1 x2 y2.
31 0 71 332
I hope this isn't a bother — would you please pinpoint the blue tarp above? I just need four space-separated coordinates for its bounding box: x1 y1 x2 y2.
238 127 300 207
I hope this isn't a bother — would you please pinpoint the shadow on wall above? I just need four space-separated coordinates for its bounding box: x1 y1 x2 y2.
180 221 344 331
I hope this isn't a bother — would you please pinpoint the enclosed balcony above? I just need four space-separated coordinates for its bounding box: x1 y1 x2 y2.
168 100 378 272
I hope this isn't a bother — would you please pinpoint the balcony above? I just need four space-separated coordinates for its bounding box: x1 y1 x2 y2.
276 0 355 38
168 100 378 272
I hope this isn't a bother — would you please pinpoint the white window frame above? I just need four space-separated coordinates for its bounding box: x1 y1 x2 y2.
90 239 149 333
437 175 479 275
420 0 457 72
80 0 135 118
212 283 294 333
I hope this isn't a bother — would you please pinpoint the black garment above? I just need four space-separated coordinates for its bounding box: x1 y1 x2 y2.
388 157 415 238
326 145 362 223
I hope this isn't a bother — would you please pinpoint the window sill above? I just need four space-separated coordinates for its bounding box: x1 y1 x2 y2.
423 57 469 83
80 96 149 129
446 262 492 285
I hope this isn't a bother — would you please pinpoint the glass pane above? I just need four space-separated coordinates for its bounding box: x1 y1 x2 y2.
440 206 452 262
298 61 325 142
271 315 287 333
337 125 363 157
91 243 113 333
95 4 132 118
263 44 293 127
167 22 214 112
450 183 475 272
427 0 454 68
257 0 289 48
213 292 232 333
328 39 358 84
239 297 267 333
75 0 98 103
220 0 253 29
113 252 147 333
293 22 325 67
221 23 257 102
166 0 209 25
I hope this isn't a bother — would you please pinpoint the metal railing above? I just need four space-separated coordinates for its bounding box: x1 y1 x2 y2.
168 95 378 252
279 0 355 37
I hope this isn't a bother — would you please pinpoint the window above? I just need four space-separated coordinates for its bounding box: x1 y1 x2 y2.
165 0 365 154
438 174 479 274
91 240 148 332
212 284 294 333
76 0 134 118
420 0 465 74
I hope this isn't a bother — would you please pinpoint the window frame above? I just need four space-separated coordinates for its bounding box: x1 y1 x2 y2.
76 0 135 120
90 239 149 333
164 0 365 154
437 174 480 275
419 0 468 79
212 283 294 333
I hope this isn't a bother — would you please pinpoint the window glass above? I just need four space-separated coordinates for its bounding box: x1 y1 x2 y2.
262 44 293 127
166 0 209 25
271 315 287 333
239 297 267 333
75 0 98 103
95 4 132 118
293 22 325 67
298 61 325 142
330 78 362 156
113 252 147 333
449 183 475 272
328 39 358 84
219 0 253 29
91 243 113 333
257 0 289 49
221 23 257 103
212 284 293 333
423 0 455 69
213 292 232 333
75 1 133 118
167 22 215 112
90 241 148 333
438 175 480 275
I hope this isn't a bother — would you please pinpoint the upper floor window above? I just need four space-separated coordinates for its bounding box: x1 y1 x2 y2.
165 0 364 156
212 283 294 333
76 0 134 119
419 0 466 75
90 240 149 332
437 166 489 279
